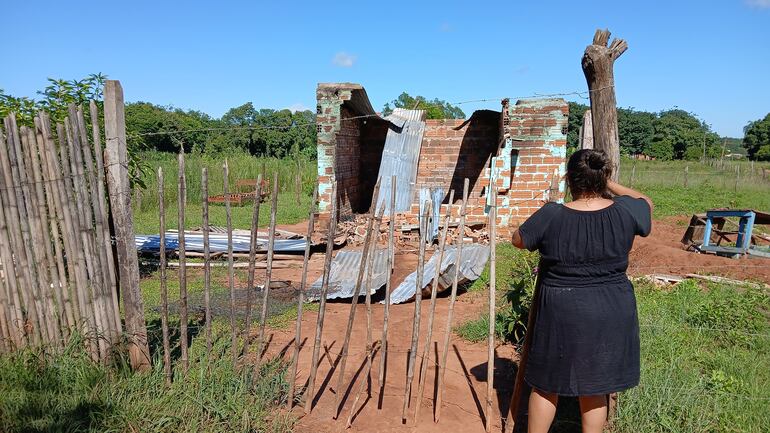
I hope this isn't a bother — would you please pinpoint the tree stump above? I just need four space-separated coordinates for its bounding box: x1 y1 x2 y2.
581 28 628 181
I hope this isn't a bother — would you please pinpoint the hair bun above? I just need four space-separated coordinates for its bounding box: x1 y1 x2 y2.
587 152 606 170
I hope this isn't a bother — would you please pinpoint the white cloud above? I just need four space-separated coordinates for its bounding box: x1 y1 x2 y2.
746 0 770 8
287 103 309 113
332 52 356 67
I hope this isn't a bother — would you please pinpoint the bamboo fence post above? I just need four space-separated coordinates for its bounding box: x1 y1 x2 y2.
224 160 237 367
19 126 61 346
402 201 431 423
75 108 115 343
202 168 212 357
256 172 279 360
346 206 386 428
0 123 26 348
435 177 470 422
65 116 108 359
89 101 120 334
243 174 263 354
5 117 44 347
287 184 318 408
414 190 454 423
486 185 497 433
158 168 172 384
104 81 150 370
62 119 96 351
305 181 337 415
43 115 84 331
34 116 74 338
30 124 67 345
378 175 397 393
333 179 381 419
177 150 189 371
78 106 119 338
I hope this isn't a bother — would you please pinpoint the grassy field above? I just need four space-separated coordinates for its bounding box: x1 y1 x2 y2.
133 151 316 233
618 158 770 217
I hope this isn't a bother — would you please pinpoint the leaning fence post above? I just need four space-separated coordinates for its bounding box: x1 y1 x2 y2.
377 175 397 398
158 168 172 384
256 172 279 360
305 181 338 415
103 80 150 371
202 168 212 358
486 185 497 433
177 150 189 371
435 178 470 422
287 184 318 408
224 160 237 368
402 201 431 424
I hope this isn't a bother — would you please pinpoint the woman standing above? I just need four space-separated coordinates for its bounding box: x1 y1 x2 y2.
511 149 653 433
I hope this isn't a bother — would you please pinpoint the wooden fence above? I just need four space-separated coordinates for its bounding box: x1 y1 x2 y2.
0 81 149 368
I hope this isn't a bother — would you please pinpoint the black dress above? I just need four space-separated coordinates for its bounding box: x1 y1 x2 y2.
517 195 652 397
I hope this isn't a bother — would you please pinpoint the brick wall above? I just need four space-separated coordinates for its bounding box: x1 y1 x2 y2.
316 83 568 240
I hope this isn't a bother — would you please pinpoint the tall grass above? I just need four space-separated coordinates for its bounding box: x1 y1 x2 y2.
133 151 316 233
0 328 293 433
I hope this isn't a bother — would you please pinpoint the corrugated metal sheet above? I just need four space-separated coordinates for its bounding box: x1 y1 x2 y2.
306 249 390 301
419 188 444 243
135 233 306 253
375 109 427 213
387 244 489 304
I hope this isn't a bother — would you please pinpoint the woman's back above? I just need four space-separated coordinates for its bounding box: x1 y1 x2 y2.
518 195 651 288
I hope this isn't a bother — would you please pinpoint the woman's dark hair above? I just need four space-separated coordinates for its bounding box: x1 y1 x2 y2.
566 149 612 199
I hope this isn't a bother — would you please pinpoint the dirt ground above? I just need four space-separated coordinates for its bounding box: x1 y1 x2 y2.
255 216 769 433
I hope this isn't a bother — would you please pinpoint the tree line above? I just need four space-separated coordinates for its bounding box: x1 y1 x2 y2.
2 77 768 163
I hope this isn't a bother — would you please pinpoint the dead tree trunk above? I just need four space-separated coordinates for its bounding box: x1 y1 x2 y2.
581 28 627 181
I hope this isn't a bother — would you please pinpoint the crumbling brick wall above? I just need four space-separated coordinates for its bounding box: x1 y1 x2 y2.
316 83 568 239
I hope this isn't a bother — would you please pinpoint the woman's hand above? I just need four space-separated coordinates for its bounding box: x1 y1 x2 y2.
607 180 654 212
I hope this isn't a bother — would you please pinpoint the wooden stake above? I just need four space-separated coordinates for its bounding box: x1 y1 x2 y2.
684 165 689 188
0 122 27 348
378 175 397 392
158 168 172 384
333 179 381 419
345 205 385 427
486 185 497 433
305 181 337 415
415 190 454 423
104 81 150 370
89 101 120 335
256 172 279 360
224 160 237 367
287 184 318 408
402 201 431 423
295 160 302 206
243 174 263 354
202 167 212 357
582 29 628 181
435 178 469 422
177 150 189 371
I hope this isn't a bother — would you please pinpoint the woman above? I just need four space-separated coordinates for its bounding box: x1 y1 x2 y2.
511 149 653 433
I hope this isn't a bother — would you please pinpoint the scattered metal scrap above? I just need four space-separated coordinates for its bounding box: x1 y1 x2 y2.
388 244 489 304
306 249 391 301
135 231 307 253
681 209 770 258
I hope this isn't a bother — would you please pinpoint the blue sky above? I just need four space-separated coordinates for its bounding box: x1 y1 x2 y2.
3 0 769 137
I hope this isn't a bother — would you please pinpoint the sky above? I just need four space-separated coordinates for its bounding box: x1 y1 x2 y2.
3 0 769 137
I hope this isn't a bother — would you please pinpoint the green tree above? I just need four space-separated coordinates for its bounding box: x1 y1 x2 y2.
650 109 719 160
617 108 655 156
743 114 770 161
382 92 465 119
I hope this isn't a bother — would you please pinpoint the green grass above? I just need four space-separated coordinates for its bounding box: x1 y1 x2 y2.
618 159 770 217
0 329 294 433
133 150 316 233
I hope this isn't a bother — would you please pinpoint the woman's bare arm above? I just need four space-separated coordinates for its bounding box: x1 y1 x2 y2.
511 230 525 249
607 180 654 212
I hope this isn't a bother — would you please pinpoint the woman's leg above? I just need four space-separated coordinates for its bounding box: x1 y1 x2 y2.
578 394 608 433
528 388 558 433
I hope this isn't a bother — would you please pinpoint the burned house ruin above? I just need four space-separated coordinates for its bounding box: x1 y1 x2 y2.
315 83 569 237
